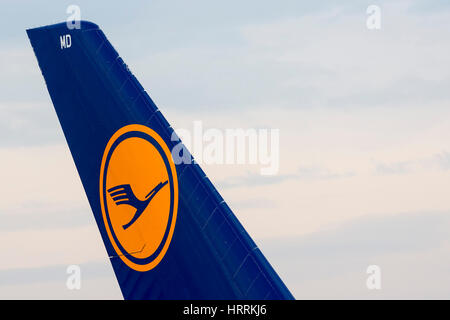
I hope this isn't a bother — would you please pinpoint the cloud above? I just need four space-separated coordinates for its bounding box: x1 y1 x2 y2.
1 0 450 299
276 211 450 257
297 166 355 180
434 151 450 171
0 145 87 212
0 260 122 299
373 151 450 175
0 260 114 286
217 172 297 189
0 203 93 232
259 211 450 298
231 197 278 209
0 224 108 270
0 102 64 147
217 166 354 189
0 277 122 300
238 2 450 110
374 161 412 175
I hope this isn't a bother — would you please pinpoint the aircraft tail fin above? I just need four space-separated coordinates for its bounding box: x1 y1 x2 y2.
27 21 293 299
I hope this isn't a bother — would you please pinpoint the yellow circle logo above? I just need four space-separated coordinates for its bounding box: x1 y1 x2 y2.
99 124 178 271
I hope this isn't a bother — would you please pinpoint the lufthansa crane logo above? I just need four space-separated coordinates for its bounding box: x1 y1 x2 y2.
99 124 178 272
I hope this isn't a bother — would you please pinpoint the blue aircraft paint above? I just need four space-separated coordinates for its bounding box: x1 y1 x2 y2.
27 21 294 300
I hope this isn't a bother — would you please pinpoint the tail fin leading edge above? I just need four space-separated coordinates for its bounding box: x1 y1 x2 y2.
27 21 294 300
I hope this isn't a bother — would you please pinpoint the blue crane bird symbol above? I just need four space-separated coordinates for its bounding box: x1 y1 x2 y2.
107 180 168 230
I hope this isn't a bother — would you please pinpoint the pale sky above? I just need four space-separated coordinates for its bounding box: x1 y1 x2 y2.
1 0 450 299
